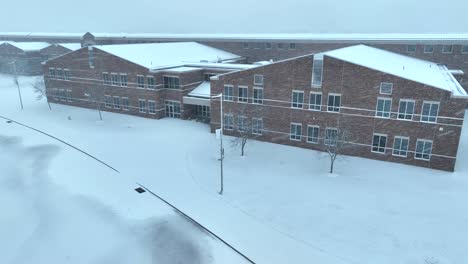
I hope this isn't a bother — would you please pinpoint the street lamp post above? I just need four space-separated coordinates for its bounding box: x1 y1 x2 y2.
211 93 224 195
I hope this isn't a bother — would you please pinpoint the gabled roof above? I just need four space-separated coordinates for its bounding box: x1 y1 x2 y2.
58 43 82 51
7 42 51 51
323 44 467 97
93 42 241 70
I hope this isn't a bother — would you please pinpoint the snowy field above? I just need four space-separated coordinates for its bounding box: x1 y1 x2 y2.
1 75 467 264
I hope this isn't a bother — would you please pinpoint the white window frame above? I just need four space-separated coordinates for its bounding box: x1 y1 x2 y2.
163 75 180 89
253 87 263 104
420 101 440 123
138 99 147 113
327 93 341 113
415 139 433 161
371 133 387 154
392 136 409 157
148 100 156 114
375 97 392 118
309 92 322 111
137 75 145 88
66 89 73 102
307 125 320 144
120 73 128 87
104 95 112 108
407 44 416 53
238 86 248 103
147 76 156 89
113 96 121 109
379 82 393 94
442 45 453 54
254 74 264 86
252 118 263 135
223 114 234 131
291 90 304 109
111 73 120 86
290 123 302 141
238 116 248 132
324 127 338 146
397 99 415 120
122 97 129 111
223 85 234 101
424 45 434 53
49 67 56 79
102 72 111 85
311 55 324 87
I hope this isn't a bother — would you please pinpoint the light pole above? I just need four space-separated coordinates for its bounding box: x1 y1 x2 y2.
211 93 224 195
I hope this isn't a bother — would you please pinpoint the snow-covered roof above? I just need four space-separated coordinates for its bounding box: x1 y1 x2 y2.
58 43 82 51
162 66 202 73
7 42 51 51
94 42 241 69
188 82 211 98
324 45 468 97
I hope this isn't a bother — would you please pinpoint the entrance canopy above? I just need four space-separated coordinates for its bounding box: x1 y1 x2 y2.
183 81 211 107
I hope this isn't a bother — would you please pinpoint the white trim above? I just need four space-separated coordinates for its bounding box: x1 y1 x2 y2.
397 99 415 120
327 93 341 113
289 122 302 141
253 87 264 105
122 97 129 111
113 96 121 109
379 82 393 95
414 139 433 161
375 97 392 118
254 74 264 86
308 91 322 111
238 85 249 103
138 98 147 113
291 90 304 109
420 101 440 123
223 84 234 101
148 100 156 114
442 44 453 54
306 125 320 144
392 136 410 157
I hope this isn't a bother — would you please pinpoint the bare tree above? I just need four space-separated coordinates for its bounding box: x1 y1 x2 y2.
324 125 355 174
230 103 263 156
86 84 106 121
31 77 52 110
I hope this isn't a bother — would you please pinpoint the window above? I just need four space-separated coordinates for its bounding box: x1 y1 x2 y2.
309 92 322 111
421 101 439 123
138 99 147 113
376 98 392 118
327 94 341 112
243 43 249 49
196 105 210 118
64 69 71 80
48 68 56 79
253 43 264 49
442 45 453 53
325 128 338 146
66 89 72 102
88 47 94 68
289 43 296 50
104 95 112 108
407 45 416 52
380 82 393 94
122 97 129 111
120 74 127 86
311 55 324 87
223 85 234 101
254 74 264 86
113 96 121 109
102 72 111 85
238 86 248 103
372 134 387 154
252 118 263 135
58 89 66 101
290 123 302 141
398 99 415 120
223 114 234 130
165 101 181 118
277 43 286 50
393 136 409 157
147 76 155 89
253 87 263 104
462 45 468 54
137 75 145 88
56 68 64 80
148 100 156 114
307 126 320 144
238 116 248 132
292 90 304 109
424 45 434 53
204 73 216 81
111 73 120 86
265 43 272 49
415 139 433 160
164 76 180 89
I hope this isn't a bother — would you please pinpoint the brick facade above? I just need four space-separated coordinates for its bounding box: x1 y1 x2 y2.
210 55 467 172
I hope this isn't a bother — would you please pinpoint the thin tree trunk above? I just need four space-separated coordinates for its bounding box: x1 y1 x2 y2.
330 157 335 174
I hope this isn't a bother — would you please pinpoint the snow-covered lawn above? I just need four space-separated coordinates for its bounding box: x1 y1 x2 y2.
1 75 467 264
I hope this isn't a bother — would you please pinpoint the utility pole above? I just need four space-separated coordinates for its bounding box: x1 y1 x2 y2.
10 61 24 110
219 93 224 195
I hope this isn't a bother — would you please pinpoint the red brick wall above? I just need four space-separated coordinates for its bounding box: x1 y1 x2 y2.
210 55 467 172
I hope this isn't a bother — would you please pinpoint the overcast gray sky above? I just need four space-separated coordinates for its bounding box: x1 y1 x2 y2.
1 0 466 33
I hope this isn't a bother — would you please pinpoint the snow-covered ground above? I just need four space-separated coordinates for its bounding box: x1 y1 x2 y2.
1 75 467 264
